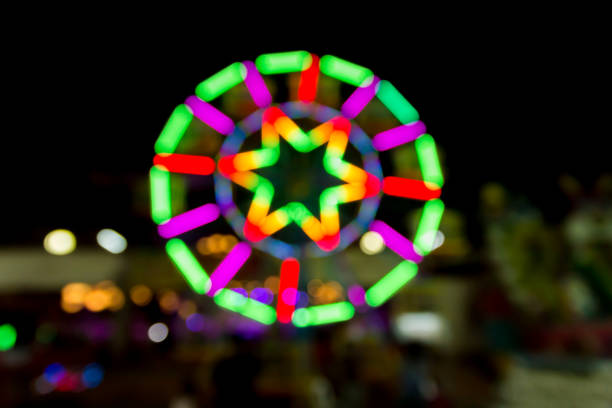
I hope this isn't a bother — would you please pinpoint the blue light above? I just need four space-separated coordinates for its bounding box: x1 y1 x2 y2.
81 363 104 388
44 363 65 385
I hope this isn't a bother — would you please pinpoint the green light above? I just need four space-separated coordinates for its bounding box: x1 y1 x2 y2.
195 62 246 102
214 289 277 325
292 302 355 327
0 323 17 351
154 104 193 154
413 199 445 255
150 166 172 224
255 51 312 74
415 134 444 187
166 239 210 294
377 80 419 124
365 261 418 307
319 55 373 87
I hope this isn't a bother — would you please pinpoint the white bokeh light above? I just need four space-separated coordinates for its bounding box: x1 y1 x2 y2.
43 229 76 255
96 228 127 254
147 323 169 343
359 231 385 255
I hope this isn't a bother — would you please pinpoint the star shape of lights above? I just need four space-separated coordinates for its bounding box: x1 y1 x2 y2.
218 107 381 251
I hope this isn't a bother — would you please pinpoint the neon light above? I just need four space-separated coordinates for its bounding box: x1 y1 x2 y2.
154 104 193 154
214 289 277 325
255 51 312 74
413 199 444 255
376 80 419 124
184 95 235 135
365 261 418 307
298 54 320 103
207 242 251 296
369 220 423 263
372 121 427 151
219 107 380 251
415 134 444 187
292 302 354 327
158 203 220 238
341 76 380 118
150 166 172 224
0 323 17 351
243 60 272 107
165 239 210 294
277 258 300 323
153 153 215 175
196 62 246 102
382 177 441 200
320 55 373 87
347 285 366 306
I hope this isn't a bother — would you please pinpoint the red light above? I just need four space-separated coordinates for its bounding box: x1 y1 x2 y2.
298 54 320 103
383 177 441 200
153 154 215 175
277 258 300 323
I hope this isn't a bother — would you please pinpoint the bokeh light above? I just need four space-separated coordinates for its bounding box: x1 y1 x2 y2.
129 285 153 306
96 228 127 254
158 290 180 314
359 231 385 255
185 313 205 332
43 229 76 255
178 300 197 319
81 363 104 388
147 322 169 343
0 323 17 351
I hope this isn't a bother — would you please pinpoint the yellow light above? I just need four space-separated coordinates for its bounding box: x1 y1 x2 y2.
44 229 76 255
62 283 91 305
246 280 261 292
130 285 153 306
359 231 385 255
61 299 83 313
84 289 110 312
159 290 180 314
307 279 323 296
107 286 125 311
178 300 197 319
264 276 280 294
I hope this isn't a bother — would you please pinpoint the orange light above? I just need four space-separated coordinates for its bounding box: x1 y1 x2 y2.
159 290 180 314
130 285 153 306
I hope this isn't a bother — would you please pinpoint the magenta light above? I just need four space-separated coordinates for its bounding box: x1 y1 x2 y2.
369 220 424 263
243 61 272 108
158 203 220 238
207 242 252 296
341 76 380 119
347 284 366 306
372 121 427 151
184 95 235 135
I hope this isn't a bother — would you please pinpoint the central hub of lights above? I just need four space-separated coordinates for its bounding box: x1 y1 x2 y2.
215 102 382 259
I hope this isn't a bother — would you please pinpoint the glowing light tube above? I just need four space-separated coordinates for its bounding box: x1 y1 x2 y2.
319 55 373 87
415 135 444 187
341 76 380 119
292 302 355 327
369 220 423 263
413 199 445 255
243 61 272 107
277 258 300 323
207 242 252 296
184 95 234 135
153 154 215 175
166 238 210 294
255 51 312 74
196 62 245 102
214 289 277 325
154 104 193 154
365 261 418 307
158 203 220 238
150 166 172 224
382 177 441 201
376 80 419 124
298 54 320 103
372 121 426 151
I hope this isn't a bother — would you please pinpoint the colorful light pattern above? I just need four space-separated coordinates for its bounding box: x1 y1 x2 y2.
151 51 445 326
0 323 17 351
218 107 380 251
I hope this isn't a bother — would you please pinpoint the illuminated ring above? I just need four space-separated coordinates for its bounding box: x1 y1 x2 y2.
150 51 445 327
214 101 383 259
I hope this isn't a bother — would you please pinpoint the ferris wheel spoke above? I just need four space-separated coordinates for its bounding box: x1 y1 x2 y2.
341 76 380 119
157 203 220 238
153 153 216 175
207 242 252 296
382 177 441 200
